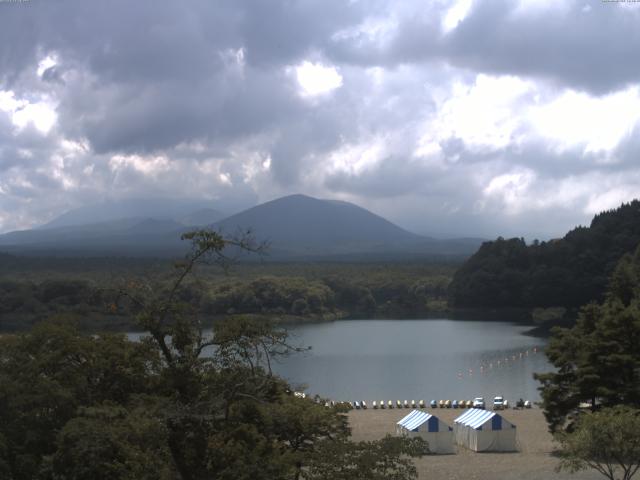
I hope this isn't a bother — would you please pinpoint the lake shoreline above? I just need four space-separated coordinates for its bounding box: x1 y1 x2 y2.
0 307 555 334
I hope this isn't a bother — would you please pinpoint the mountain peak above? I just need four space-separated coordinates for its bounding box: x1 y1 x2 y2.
0 194 482 259
214 194 420 252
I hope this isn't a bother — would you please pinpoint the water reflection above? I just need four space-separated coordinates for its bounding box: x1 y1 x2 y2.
272 319 549 402
128 319 550 403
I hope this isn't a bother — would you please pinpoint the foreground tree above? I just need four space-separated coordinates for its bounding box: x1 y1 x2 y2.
535 245 640 432
304 435 428 480
0 230 427 480
556 406 640 480
0 320 159 479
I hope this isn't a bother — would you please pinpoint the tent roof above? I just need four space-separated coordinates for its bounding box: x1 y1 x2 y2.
454 408 509 430
397 410 436 431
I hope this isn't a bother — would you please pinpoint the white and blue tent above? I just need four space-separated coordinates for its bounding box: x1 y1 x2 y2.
396 410 454 454
453 408 517 452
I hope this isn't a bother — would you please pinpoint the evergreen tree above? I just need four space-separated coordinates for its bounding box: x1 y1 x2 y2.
449 200 640 311
536 246 640 432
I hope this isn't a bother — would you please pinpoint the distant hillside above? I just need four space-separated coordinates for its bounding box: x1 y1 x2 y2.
39 197 221 229
179 208 224 227
0 194 482 259
448 200 640 309
214 194 480 259
215 194 419 247
0 198 225 256
0 217 186 256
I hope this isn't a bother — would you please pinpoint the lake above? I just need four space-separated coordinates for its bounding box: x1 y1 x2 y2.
129 318 550 403
271 319 550 403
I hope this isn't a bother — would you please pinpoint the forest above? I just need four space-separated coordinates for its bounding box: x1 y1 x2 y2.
448 201 640 312
0 256 454 331
0 231 430 480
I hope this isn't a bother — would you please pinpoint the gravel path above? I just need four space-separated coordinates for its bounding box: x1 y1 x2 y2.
348 408 602 480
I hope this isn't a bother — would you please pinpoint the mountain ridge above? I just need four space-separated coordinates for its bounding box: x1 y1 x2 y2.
0 194 483 259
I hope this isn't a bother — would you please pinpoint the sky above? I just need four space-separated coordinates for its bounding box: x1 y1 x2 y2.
1 0 640 239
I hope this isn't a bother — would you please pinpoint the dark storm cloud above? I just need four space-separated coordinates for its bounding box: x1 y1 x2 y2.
0 0 363 155
443 1 640 94
330 0 640 94
1 0 640 237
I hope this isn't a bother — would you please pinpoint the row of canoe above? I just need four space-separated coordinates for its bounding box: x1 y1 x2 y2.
349 400 468 410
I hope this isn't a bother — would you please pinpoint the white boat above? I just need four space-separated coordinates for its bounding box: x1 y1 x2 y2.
380 400 385 409
388 400 394 409
404 400 409 408
362 400 367 409
396 400 402 409
524 400 532 408
411 400 416 408
372 401 377 409
354 401 360 409
419 400 425 408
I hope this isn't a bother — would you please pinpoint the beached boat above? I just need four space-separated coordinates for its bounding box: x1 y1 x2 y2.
419 399 425 408
430 400 438 408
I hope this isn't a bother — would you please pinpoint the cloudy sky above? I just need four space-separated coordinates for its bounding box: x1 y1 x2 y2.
1 0 639 238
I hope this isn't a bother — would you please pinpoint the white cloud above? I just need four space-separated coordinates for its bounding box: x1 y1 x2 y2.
37 53 58 77
13 102 57 134
482 168 536 215
0 90 57 134
219 172 232 185
529 87 640 155
293 61 343 97
109 154 171 175
423 74 533 151
442 0 474 33
585 182 640 215
328 139 385 176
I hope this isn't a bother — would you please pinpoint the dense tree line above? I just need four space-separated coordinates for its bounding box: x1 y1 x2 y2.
536 244 640 480
0 266 452 330
536 243 640 432
449 200 640 310
0 231 428 480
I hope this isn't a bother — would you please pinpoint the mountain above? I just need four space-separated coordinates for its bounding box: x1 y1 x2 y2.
215 194 418 246
179 208 224 227
448 200 640 310
0 217 186 256
213 194 480 259
39 197 220 230
0 194 482 259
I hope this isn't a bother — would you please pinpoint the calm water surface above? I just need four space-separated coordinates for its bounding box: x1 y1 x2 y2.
271 319 550 402
129 318 550 402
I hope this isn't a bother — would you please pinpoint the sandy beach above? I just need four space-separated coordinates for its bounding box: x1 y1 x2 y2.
348 407 601 480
